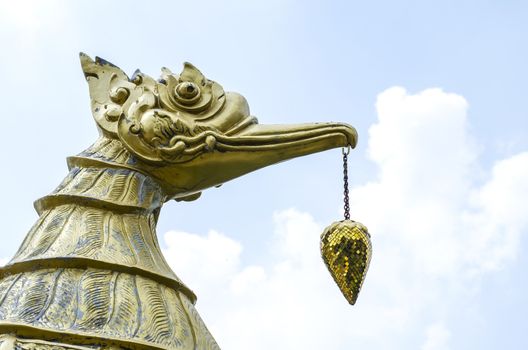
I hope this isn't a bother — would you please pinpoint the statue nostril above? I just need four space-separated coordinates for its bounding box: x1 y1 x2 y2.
186 84 194 93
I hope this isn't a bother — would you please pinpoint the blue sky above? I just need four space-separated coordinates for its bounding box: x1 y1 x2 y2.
0 1 527 349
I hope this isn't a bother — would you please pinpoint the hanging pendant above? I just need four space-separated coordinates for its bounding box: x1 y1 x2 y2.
320 146 372 305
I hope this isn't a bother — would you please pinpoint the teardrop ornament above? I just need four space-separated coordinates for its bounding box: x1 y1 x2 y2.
321 219 371 305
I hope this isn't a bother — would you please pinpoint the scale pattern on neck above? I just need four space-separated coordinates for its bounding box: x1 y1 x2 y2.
0 138 219 350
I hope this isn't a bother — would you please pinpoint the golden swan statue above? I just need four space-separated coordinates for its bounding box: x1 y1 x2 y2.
0 54 357 350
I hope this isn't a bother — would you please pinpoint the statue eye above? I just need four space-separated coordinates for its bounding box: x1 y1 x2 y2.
175 82 200 100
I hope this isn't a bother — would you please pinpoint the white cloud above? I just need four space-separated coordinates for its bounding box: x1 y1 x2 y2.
163 230 242 290
422 322 451 350
162 87 528 349
464 151 528 272
352 87 528 276
229 265 266 296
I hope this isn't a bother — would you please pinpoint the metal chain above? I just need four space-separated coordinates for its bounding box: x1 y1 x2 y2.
342 147 351 220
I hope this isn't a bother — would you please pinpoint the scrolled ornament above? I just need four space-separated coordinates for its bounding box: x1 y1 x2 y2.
158 63 226 118
109 86 130 104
